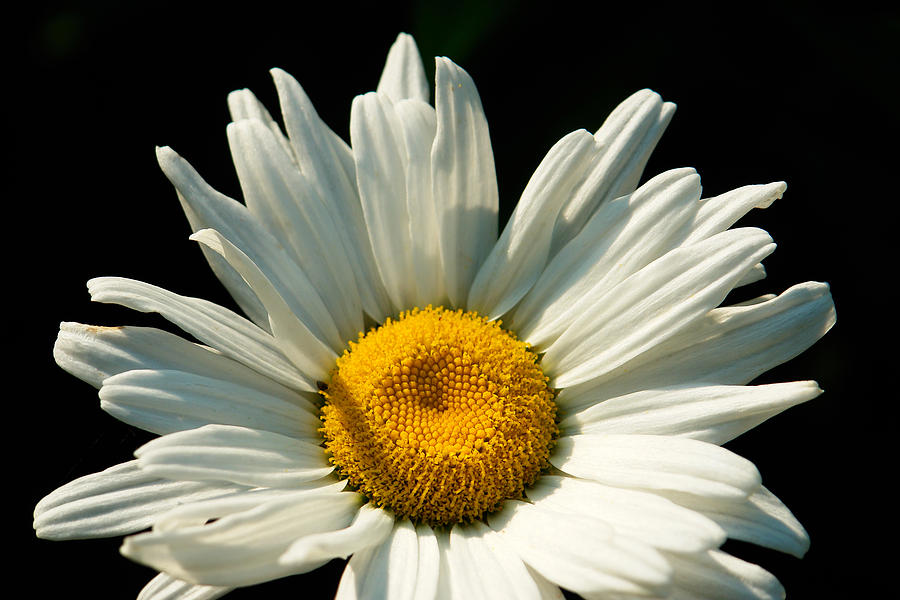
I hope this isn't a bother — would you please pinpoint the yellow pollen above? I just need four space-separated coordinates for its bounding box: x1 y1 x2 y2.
321 306 558 526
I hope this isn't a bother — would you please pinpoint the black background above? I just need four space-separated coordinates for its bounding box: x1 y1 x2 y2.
16 1 895 598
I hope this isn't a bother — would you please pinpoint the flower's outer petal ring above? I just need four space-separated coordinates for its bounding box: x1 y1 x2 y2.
137 572 231 600
544 227 775 388
561 381 823 445
558 281 835 410
191 228 337 382
227 118 364 343
121 489 364 587
468 129 598 320
134 424 334 488
33 461 245 540
87 277 308 393
432 57 499 308
99 369 321 439
667 550 785 600
551 434 761 500
272 68 394 322
377 33 430 104
488 500 672 598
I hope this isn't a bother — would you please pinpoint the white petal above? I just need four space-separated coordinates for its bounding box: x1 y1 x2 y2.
468 129 598 319
683 181 787 245
134 424 333 488
544 227 775 387
191 228 337 381
377 33 430 103
351 92 417 312
551 434 761 500
227 117 364 341
558 281 836 409
280 503 395 571
659 486 810 558
551 89 676 251
99 369 320 439
514 167 701 345
445 521 545 600
138 573 230 600
668 550 785 600
336 518 422 600
152 483 344 533
489 499 672 597
88 277 308 392
560 381 823 444
528 476 726 554
431 57 498 308
227 87 296 163
272 68 394 321
54 322 318 396
413 522 441 600
121 489 363 587
33 460 244 540
395 99 444 306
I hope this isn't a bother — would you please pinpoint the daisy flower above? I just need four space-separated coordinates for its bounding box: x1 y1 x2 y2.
34 33 836 599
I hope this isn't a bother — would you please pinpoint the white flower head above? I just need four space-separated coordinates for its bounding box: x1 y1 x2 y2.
34 32 836 600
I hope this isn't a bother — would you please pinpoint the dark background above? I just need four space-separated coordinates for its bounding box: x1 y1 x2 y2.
16 1 895 598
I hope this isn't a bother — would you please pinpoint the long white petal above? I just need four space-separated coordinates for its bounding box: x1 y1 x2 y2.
431 57 498 308
134 424 333 488
272 68 394 321
351 92 417 312
227 118 364 341
121 489 363 587
138 573 231 600
489 499 672 598
528 476 726 554
544 227 775 387
668 550 785 600
191 228 337 381
394 98 444 305
33 461 244 540
514 167 701 345
336 518 422 600
87 277 307 392
227 87 295 163
377 33 430 103
551 89 676 251
468 129 598 319
657 486 810 558
551 434 761 500
560 381 823 444
280 503 394 571
99 369 320 439
152 483 344 533
683 181 787 245
445 521 546 600
558 281 835 409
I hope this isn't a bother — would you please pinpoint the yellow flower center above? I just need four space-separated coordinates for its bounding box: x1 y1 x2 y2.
321 306 557 526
